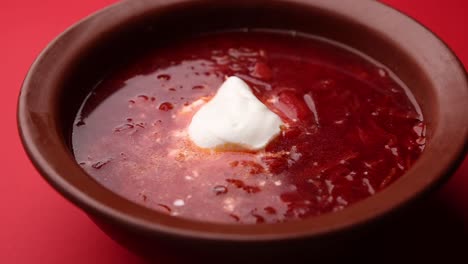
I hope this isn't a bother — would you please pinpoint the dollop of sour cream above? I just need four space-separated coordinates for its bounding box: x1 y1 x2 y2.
188 76 283 151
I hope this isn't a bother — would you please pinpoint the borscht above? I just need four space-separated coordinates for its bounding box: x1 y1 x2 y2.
72 30 426 224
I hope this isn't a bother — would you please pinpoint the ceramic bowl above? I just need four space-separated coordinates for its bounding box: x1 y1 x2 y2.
18 0 468 261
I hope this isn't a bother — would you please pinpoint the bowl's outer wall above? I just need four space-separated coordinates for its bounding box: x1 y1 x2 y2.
17 0 468 258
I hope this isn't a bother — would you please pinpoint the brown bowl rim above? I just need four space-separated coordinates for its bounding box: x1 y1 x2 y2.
17 0 468 242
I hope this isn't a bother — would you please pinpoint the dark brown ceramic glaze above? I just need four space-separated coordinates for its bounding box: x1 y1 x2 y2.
17 0 468 261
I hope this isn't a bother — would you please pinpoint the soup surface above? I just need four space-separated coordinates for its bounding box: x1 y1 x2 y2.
73 30 426 224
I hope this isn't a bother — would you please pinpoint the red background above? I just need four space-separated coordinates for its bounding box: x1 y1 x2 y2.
1 0 466 263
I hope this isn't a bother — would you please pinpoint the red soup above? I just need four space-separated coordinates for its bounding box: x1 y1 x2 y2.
73 30 426 224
